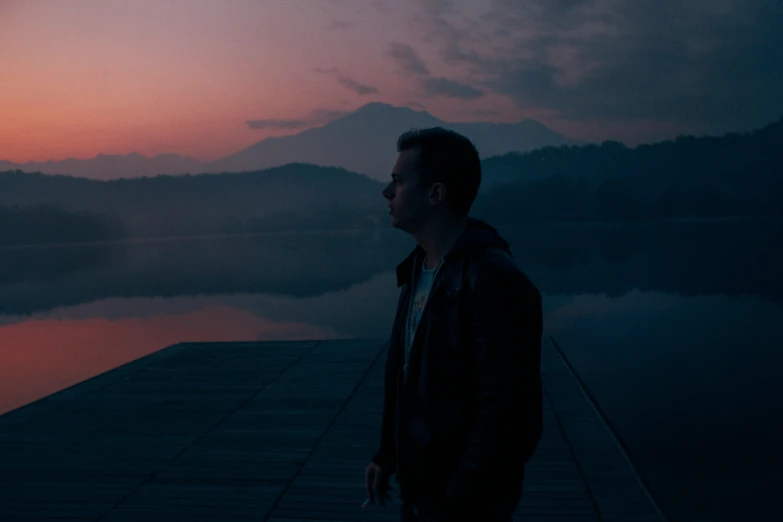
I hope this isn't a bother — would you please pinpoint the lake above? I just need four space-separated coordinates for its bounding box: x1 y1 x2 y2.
1 219 781 521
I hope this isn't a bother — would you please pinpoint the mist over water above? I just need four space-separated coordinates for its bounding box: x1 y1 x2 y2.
1 219 781 521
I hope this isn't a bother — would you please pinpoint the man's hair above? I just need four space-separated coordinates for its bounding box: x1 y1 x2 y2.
396 127 481 217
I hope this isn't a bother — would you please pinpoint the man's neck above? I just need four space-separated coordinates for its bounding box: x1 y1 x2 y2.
413 215 468 269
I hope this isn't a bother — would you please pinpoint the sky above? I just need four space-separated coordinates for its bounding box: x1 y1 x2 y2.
1 0 781 163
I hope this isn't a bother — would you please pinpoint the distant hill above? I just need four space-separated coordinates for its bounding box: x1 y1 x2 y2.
471 116 783 222
206 102 580 180
0 163 385 239
1 115 780 244
0 103 579 181
0 152 202 181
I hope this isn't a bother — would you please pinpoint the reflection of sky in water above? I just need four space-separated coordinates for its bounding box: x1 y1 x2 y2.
1 222 781 522
0 304 341 416
0 270 400 416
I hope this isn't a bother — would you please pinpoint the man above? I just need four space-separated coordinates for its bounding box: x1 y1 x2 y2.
364 127 543 522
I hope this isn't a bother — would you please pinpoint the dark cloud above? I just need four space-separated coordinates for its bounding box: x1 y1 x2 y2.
387 41 484 101
461 108 502 118
388 42 430 76
417 0 783 134
420 0 457 15
421 77 483 99
246 108 349 130
246 119 308 130
407 101 426 109
337 76 378 95
314 68 378 95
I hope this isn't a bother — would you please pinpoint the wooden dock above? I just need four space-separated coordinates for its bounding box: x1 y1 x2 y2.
0 338 666 521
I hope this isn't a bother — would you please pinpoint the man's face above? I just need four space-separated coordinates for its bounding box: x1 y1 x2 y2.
382 148 432 233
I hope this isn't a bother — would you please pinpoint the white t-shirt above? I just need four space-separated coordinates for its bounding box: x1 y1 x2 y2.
403 256 442 380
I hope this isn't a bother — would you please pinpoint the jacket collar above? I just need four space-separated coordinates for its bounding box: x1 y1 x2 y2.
394 217 509 287
395 245 424 288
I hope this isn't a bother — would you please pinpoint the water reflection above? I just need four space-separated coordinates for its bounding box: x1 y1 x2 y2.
0 303 338 415
1 220 780 319
0 230 414 316
1 219 781 522
546 291 783 522
506 219 783 304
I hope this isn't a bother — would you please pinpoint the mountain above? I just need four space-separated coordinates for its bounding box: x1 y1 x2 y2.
205 102 580 180
470 116 783 222
1 103 578 180
2 115 780 243
0 163 385 239
0 152 203 180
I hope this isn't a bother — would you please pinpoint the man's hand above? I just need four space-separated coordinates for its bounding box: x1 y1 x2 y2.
364 461 393 506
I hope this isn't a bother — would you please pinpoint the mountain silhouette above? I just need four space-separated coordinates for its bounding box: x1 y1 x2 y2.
206 102 580 180
0 103 578 180
0 163 385 240
0 152 203 181
2 115 780 242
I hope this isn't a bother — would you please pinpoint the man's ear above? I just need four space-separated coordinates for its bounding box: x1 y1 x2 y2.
429 182 446 205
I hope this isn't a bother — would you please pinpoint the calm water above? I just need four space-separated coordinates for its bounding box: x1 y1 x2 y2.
1 220 781 521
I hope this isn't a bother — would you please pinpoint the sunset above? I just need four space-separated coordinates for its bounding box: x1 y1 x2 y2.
1 1 781 521
2 0 780 164
2 0 521 163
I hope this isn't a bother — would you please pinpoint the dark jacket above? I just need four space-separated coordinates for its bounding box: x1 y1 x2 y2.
372 218 543 511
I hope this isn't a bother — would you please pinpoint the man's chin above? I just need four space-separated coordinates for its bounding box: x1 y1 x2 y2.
389 219 413 234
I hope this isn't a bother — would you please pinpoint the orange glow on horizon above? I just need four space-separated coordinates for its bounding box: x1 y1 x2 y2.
0 1 393 163
0 1 701 164
0 1 540 164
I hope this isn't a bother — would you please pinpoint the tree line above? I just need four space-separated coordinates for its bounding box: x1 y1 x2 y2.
0 205 126 246
1 115 780 244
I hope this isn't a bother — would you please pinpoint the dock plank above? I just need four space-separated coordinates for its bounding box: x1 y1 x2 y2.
0 337 665 521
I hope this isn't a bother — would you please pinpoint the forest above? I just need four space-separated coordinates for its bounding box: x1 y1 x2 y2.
1 116 780 245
